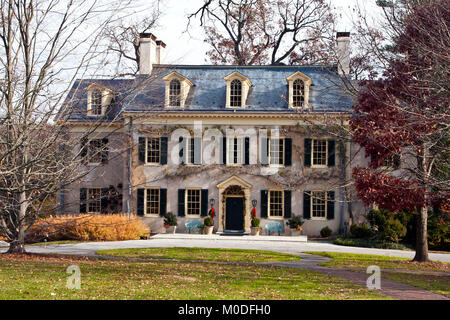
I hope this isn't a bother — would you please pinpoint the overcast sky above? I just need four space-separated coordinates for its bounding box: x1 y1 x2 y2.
141 0 381 65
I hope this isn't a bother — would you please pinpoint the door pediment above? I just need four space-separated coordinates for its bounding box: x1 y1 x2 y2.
217 176 252 189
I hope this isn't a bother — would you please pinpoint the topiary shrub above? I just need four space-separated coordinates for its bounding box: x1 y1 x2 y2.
163 212 178 227
350 223 373 239
203 217 214 227
320 226 332 238
286 216 304 230
251 218 260 228
367 209 407 243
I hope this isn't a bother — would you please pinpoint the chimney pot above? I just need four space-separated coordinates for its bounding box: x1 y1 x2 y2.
337 32 350 76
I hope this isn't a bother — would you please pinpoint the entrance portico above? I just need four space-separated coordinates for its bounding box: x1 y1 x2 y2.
217 176 252 233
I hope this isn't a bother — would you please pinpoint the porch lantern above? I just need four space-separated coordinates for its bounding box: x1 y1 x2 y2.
252 199 257 208
210 198 215 208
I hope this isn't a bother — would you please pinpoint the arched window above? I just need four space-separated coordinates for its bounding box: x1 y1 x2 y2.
169 79 181 107
91 90 103 115
230 79 242 107
292 79 305 107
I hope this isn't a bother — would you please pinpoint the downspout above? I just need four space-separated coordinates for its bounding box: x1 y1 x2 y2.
339 118 345 234
127 117 133 219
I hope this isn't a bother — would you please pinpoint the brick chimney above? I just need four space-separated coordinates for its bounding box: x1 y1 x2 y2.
336 32 350 76
139 33 166 74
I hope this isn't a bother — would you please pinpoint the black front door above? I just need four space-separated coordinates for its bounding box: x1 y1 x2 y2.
226 197 244 231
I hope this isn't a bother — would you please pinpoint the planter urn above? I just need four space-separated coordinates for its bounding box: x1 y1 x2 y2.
165 226 177 234
251 227 260 236
290 228 302 237
204 226 214 235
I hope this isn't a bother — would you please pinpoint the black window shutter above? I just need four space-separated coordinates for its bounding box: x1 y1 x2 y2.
221 137 227 165
261 137 269 165
201 189 209 217
160 137 168 165
80 188 87 214
303 191 311 219
328 140 336 167
393 154 401 170
160 189 167 217
285 138 292 166
327 191 335 220
284 190 292 218
244 137 250 165
101 187 109 214
138 137 146 164
304 138 312 167
80 138 88 164
261 190 268 218
178 189 186 217
101 138 109 164
179 137 186 165
194 138 202 165
137 189 145 216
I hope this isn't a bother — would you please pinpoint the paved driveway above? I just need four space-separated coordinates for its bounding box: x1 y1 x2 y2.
2 234 449 262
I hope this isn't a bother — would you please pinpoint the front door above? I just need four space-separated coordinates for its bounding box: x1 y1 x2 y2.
225 197 244 231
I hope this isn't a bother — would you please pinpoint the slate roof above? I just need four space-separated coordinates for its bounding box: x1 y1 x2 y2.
61 65 354 123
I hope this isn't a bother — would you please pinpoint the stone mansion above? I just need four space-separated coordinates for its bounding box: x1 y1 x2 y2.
58 32 374 236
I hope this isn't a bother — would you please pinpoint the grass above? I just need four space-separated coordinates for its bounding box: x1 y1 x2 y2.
306 252 450 297
97 247 301 263
306 252 450 272
333 237 413 251
0 254 389 300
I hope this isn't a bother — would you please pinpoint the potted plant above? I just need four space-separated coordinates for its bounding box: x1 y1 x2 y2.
250 207 261 236
203 217 214 235
286 216 304 236
163 212 178 234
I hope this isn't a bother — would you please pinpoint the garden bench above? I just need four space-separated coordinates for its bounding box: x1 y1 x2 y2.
265 221 283 236
185 220 203 234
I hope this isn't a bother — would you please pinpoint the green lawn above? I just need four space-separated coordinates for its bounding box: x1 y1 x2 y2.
0 254 389 300
306 252 450 297
97 247 301 263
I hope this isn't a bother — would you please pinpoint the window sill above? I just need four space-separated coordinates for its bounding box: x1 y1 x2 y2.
267 216 285 220
311 217 327 221
144 163 162 167
311 165 328 169
144 214 160 218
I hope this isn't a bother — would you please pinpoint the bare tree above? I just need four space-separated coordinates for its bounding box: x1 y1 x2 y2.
188 0 336 66
103 0 163 77
0 0 138 254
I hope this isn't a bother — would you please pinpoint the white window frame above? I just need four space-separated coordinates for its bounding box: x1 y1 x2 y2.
86 85 113 117
224 72 252 109
145 137 161 165
268 189 284 220
144 188 160 217
163 72 193 108
185 137 202 166
185 188 202 217
226 137 245 166
286 72 312 109
87 188 102 214
311 139 328 168
269 137 285 167
310 191 327 221
87 139 104 166
169 79 182 107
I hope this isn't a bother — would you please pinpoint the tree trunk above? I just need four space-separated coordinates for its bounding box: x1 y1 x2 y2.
7 191 28 254
7 240 26 254
413 206 429 262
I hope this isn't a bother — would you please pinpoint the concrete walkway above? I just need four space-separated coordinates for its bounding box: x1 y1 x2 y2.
6 234 449 262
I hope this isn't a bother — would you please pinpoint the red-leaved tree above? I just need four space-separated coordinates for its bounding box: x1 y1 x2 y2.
351 0 449 262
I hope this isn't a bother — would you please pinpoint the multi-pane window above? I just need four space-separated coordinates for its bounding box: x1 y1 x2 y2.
227 137 244 165
311 191 327 219
169 80 181 107
186 189 201 216
269 138 285 166
145 188 160 215
88 139 103 164
91 90 103 115
292 79 305 107
269 190 284 218
87 188 102 213
230 79 242 107
312 140 327 166
146 138 161 164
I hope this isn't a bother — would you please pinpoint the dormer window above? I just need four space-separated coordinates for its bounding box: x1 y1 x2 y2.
286 72 312 109
87 84 113 117
292 79 305 107
230 80 242 107
169 80 181 107
163 72 193 108
224 72 252 109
